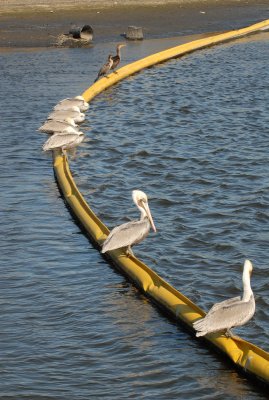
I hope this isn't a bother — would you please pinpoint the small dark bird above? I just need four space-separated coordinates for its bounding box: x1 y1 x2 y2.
111 44 126 71
94 54 113 82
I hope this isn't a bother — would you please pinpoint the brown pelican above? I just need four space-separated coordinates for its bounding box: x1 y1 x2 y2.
111 44 126 71
101 190 156 256
51 105 81 113
38 118 78 134
48 108 85 123
54 96 89 112
42 131 84 153
94 54 113 82
193 260 255 337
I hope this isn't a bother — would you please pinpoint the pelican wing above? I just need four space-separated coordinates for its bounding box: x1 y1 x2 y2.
43 133 83 151
39 120 77 133
54 103 78 111
102 219 150 253
48 111 85 123
54 102 73 110
58 96 84 104
54 101 89 112
193 295 255 336
207 296 241 315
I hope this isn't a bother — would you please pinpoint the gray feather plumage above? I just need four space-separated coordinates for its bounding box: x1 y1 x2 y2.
38 120 78 134
193 295 255 337
42 132 84 151
54 97 89 112
101 218 150 253
207 296 241 314
48 110 85 123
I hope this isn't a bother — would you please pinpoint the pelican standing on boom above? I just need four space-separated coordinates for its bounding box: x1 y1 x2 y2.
101 190 156 256
193 259 255 337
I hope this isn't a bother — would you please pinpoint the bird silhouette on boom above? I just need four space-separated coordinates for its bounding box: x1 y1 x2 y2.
94 54 113 82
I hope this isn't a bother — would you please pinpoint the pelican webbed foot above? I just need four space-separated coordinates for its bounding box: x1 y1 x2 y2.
69 147 77 160
224 329 234 338
62 148 68 158
126 246 134 257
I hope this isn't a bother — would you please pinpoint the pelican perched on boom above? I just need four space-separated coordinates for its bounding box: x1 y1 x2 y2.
193 260 255 337
54 96 89 112
38 118 78 134
111 44 126 71
42 131 84 154
48 107 85 123
101 190 156 256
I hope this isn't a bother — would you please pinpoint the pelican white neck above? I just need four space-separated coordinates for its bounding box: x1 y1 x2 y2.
242 259 253 302
132 190 156 232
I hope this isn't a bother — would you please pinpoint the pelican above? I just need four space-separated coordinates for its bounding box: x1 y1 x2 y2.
94 54 113 82
38 118 78 134
42 131 84 153
101 190 156 256
193 260 255 337
54 96 89 112
47 109 85 124
111 44 126 71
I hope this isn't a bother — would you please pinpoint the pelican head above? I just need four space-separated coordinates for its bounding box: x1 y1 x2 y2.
117 43 126 49
132 190 156 232
75 96 85 100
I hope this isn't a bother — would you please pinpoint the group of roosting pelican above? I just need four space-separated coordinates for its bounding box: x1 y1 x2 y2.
40 43 256 339
39 44 126 153
39 96 88 153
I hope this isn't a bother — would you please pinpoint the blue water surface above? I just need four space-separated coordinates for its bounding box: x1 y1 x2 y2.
1 32 268 399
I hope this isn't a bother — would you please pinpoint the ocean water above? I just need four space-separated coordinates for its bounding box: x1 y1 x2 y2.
1 32 268 399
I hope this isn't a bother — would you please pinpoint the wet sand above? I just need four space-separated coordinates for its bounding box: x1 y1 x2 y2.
0 0 268 47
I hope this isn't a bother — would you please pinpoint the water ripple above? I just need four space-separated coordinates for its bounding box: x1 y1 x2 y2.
1 34 269 399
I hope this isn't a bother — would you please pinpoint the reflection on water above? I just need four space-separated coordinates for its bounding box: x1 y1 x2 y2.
1 33 268 399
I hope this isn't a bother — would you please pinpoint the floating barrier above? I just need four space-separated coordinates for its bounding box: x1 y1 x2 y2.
52 19 269 386
82 19 269 103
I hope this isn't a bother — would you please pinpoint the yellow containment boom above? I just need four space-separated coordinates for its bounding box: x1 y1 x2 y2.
82 19 269 102
52 19 269 385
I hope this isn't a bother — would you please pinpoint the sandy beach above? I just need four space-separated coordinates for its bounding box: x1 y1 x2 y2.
0 0 268 47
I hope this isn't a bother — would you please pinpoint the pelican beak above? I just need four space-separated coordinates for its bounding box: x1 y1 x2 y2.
143 201 157 233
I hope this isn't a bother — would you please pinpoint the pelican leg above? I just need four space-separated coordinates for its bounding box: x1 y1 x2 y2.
126 246 134 257
225 329 234 338
69 147 77 160
62 148 70 162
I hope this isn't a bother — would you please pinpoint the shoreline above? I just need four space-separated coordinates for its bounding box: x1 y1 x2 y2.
0 1 268 48
0 0 265 13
